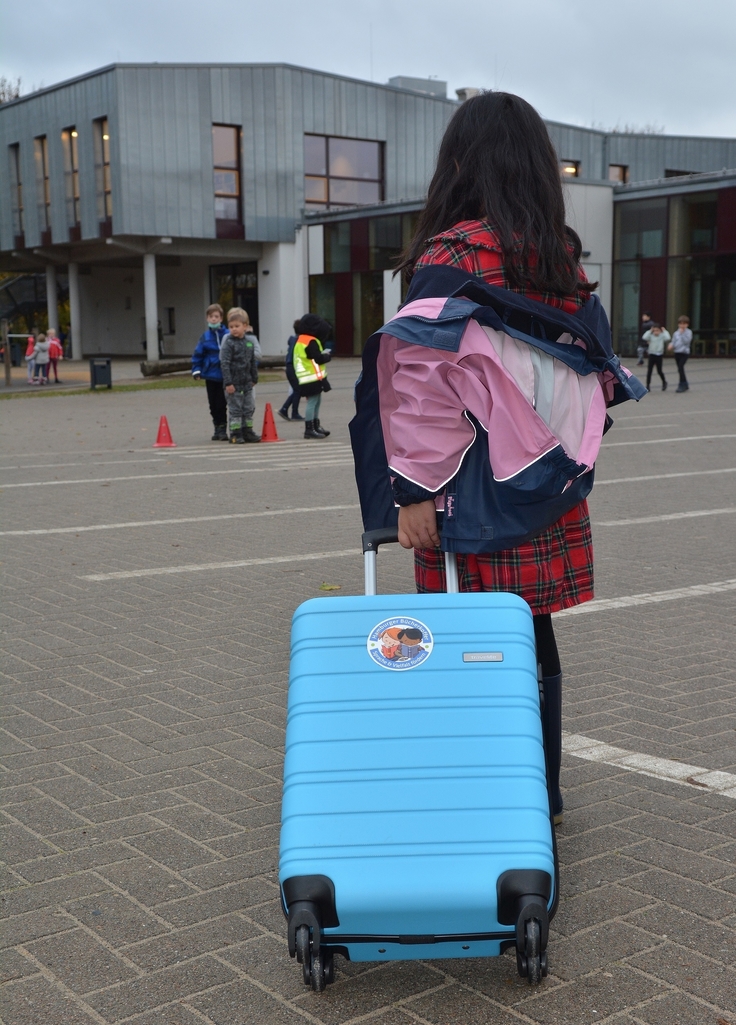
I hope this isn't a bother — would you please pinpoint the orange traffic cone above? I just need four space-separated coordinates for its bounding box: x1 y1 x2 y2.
260 402 282 443
153 415 176 448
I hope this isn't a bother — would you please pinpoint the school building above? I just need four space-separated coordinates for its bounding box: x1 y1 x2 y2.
1 63 735 360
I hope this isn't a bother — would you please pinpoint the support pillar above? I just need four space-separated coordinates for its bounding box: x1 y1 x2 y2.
45 264 58 333
68 262 82 360
143 252 158 362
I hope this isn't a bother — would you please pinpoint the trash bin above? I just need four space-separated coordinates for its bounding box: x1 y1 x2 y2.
89 358 112 389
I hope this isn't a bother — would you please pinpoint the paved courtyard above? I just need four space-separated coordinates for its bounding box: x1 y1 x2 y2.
1 357 735 1025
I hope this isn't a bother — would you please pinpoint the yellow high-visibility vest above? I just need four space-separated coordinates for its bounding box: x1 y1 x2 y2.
293 334 328 386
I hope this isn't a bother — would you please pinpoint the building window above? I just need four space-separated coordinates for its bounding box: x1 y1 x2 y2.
33 136 52 245
210 262 258 332
8 144 24 247
212 124 243 239
165 307 176 335
304 134 384 210
61 126 81 241
608 164 629 184
615 198 668 260
94 117 112 236
560 160 580 178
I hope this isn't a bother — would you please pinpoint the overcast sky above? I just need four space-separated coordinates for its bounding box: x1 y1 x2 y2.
3 0 734 137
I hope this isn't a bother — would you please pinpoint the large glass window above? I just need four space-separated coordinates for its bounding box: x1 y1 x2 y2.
34 136 52 244
615 198 667 260
61 126 81 240
369 215 402 270
212 125 243 239
93 117 112 235
668 192 717 256
8 144 24 246
304 134 384 210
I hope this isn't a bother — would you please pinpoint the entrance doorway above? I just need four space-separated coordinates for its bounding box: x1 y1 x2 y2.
210 262 259 336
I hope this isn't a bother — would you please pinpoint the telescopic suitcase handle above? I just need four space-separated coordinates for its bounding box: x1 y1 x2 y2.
361 528 459 596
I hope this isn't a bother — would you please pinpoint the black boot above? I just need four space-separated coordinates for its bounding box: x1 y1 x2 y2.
541 672 563 824
313 419 330 437
212 424 228 441
277 406 290 422
242 425 261 443
230 428 245 444
304 420 325 439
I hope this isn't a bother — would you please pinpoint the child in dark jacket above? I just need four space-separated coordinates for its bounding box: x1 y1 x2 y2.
220 307 260 443
192 303 229 440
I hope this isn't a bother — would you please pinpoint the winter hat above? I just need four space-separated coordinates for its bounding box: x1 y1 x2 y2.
296 314 332 342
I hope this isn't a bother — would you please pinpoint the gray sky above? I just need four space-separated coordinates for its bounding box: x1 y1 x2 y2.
3 0 735 137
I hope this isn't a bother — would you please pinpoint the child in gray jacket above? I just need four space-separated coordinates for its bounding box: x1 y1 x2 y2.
642 323 670 391
220 307 260 443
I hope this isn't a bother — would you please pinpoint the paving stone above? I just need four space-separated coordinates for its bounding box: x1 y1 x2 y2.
0 908 78 949
627 941 736 1009
552 884 654 938
188 977 314 1025
633 991 736 1025
96 856 196 908
0 947 41 983
517 963 667 1024
26 927 139 993
86 956 236 1021
124 1005 206 1025
624 869 736 921
66 891 170 946
546 921 657 981
292 960 441 1023
0 822 58 863
625 838 735 884
623 905 736 967
407 983 532 1024
123 912 260 970
13 841 138 884
0 975 103 1025
0 872 111 917
127 829 220 872
155 877 279 928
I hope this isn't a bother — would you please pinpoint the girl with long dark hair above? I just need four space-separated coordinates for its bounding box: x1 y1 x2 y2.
382 92 608 825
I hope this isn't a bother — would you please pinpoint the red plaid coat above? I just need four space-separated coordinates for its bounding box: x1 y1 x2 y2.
411 220 594 614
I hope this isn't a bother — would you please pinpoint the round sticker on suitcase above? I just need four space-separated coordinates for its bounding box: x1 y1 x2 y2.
367 617 434 671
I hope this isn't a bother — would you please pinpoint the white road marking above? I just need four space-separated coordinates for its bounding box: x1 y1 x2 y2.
612 407 736 420
595 467 736 486
602 433 736 448
555 578 736 617
0 504 361 537
0 440 352 472
0 457 355 488
563 732 736 800
80 548 359 581
595 507 736 527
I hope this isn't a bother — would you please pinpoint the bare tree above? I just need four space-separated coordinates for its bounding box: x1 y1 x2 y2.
0 76 22 104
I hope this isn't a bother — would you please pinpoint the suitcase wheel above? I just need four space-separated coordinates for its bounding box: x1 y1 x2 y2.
516 918 548 985
295 923 334 992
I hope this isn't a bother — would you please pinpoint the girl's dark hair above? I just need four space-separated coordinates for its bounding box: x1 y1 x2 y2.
397 91 595 295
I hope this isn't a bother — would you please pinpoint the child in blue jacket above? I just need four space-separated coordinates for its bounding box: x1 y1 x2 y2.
192 303 229 440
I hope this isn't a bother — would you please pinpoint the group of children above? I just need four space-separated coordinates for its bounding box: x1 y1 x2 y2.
638 312 693 393
192 305 333 443
25 330 64 385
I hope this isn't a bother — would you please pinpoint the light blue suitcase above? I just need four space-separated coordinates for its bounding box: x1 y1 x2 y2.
279 529 557 991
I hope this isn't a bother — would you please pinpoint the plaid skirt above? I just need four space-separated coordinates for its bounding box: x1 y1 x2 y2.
415 500 594 615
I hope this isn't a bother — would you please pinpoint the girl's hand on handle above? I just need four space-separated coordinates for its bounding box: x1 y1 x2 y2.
398 500 441 550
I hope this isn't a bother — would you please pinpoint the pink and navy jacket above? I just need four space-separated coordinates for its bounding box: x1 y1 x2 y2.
350 266 646 554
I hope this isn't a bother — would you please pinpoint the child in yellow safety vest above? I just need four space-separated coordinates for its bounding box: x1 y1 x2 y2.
292 314 333 439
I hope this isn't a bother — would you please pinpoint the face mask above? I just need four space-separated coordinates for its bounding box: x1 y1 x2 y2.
207 320 221 327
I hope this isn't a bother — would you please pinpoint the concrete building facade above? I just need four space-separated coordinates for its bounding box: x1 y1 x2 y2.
1 62 734 360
